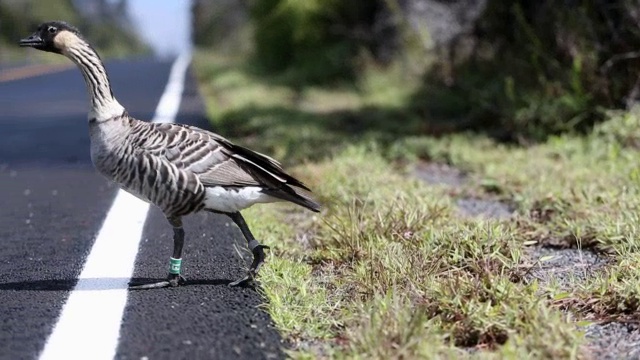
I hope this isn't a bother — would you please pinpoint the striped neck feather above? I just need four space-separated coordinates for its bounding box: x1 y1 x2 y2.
60 35 124 121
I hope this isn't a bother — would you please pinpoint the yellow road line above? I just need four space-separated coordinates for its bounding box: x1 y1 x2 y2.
0 63 73 83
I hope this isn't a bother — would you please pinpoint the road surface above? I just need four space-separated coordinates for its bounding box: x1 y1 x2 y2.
0 58 284 360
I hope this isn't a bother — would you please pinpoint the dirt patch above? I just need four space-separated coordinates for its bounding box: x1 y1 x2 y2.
413 162 466 187
583 322 640 360
455 198 514 219
523 247 608 289
413 162 514 220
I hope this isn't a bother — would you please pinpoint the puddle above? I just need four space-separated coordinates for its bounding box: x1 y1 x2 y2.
455 198 514 219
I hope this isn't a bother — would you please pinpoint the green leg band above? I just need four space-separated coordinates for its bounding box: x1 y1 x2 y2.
169 257 182 274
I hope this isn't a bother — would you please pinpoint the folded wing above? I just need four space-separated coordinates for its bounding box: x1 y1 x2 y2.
136 122 320 212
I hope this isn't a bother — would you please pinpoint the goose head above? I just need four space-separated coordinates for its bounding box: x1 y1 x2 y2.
19 21 82 54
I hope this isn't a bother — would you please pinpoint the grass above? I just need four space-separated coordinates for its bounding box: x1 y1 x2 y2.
194 49 640 358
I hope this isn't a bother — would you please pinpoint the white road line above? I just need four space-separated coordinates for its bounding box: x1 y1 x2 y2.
39 53 192 360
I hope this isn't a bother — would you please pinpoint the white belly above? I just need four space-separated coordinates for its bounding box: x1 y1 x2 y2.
203 186 277 213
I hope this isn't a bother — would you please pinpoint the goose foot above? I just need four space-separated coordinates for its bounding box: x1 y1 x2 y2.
129 273 186 290
229 244 270 287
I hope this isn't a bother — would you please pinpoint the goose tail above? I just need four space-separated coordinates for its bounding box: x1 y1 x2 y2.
263 186 321 213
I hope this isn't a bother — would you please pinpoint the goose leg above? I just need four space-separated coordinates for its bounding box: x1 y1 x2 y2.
129 216 186 290
226 212 270 287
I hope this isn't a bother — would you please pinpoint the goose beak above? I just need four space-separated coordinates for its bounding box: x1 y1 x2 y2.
19 33 44 48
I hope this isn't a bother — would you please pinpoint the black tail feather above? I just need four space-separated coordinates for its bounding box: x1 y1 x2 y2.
229 143 312 191
218 137 320 211
263 186 321 213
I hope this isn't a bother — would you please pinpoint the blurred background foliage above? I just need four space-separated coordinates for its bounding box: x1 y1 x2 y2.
2 0 640 143
0 0 150 63
193 0 640 143
194 0 399 86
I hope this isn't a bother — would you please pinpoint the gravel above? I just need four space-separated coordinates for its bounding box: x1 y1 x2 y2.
584 322 640 360
524 247 608 289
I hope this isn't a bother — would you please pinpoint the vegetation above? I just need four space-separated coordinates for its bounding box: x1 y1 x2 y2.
194 51 417 164
194 50 640 357
193 0 398 86
193 0 640 357
193 0 640 141
249 0 388 85
419 0 640 142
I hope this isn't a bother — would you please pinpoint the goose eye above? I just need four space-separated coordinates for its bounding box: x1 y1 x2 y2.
48 26 57 34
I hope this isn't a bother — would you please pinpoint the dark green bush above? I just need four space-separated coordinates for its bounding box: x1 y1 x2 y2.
198 0 640 141
414 0 640 142
249 0 386 85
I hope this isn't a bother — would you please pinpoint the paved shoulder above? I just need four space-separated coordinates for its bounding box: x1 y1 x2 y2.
0 167 116 358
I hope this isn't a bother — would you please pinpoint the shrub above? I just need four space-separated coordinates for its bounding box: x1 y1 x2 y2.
412 0 640 142
250 0 391 85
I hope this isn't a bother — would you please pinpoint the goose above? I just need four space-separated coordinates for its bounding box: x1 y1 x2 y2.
19 21 320 289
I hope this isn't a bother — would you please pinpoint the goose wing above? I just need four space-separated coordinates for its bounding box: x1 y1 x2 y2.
132 122 320 211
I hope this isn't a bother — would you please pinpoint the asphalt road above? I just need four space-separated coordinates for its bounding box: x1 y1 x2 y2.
0 59 284 359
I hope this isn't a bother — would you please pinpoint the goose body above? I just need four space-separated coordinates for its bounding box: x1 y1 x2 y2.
20 21 319 288
89 118 318 216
